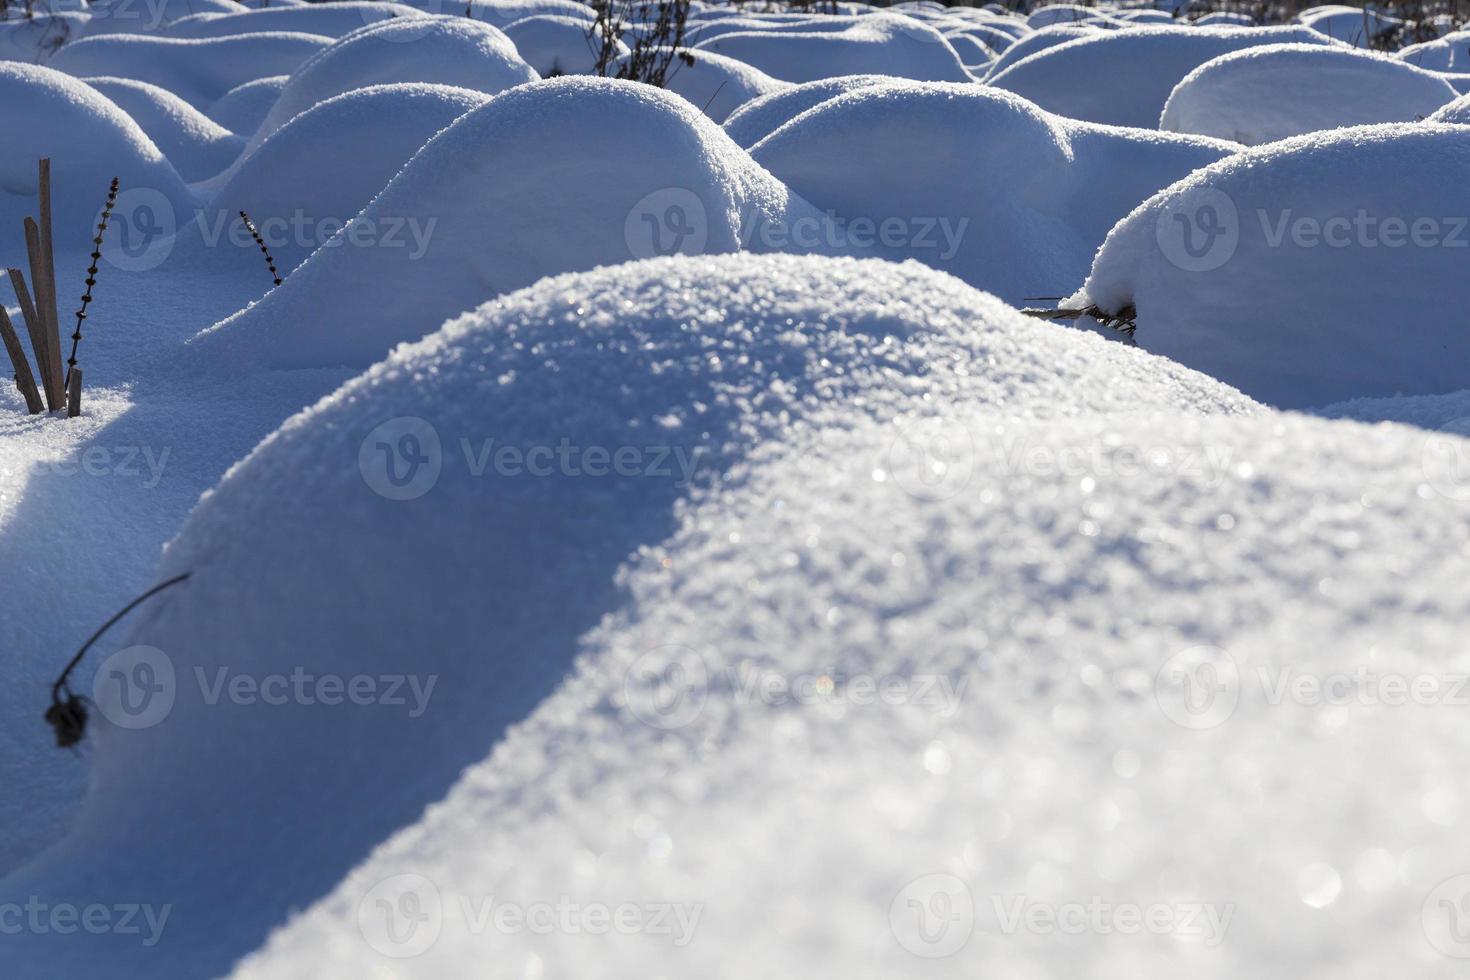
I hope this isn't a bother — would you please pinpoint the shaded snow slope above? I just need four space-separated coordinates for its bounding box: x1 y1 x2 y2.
167 2 427 40
1066 123 1470 408
205 75 289 135
752 82 1235 303
0 254 1254 980
989 26 1337 128
188 77 837 370
656 47 788 123
503 13 620 76
1162 44 1458 145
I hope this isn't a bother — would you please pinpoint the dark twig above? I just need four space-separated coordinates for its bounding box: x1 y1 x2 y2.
239 211 282 287
46 572 191 749
1020 302 1138 340
64 177 119 394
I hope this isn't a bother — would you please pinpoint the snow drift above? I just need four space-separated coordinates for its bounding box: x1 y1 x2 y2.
1161 44 1458 145
0 253 1254 980
722 74 891 147
693 13 972 84
86 76 245 182
1066 123 1470 407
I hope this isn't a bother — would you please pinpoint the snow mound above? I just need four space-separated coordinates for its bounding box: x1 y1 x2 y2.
225 402 1470 980
50 31 333 109
693 12 972 84
1162 44 1458 145
81 0 238 37
167 2 427 40
1428 89 1470 122
188 77 836 370
200 84 493 273
1067 123 1470 408
503 13 619 76
1398 28 1470 71
85 75 244 182
250 17 538 146
752 81 1235 303
982 22 1098 77
206 75 289 135
989 25 1337 128
1299 4 1403 47
1027 3 1115 27
657 47 788 123
0 63 190 243
0 254 1253 980
722 73 891 147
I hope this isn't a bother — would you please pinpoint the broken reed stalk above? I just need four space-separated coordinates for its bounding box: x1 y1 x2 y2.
1019 302 1138 340
23 217 62 409
8 267 49 405
0 306 42 413
37 158 60 391
65 366 81 418
239 211 281 286
64 177 120 393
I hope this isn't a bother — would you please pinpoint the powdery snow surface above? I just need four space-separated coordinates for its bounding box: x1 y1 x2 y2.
2 5 1470 980
0 254 1255 979
1068 123 1470 408
1162 44 1459 144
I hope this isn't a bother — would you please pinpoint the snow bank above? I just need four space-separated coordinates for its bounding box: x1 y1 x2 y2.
503 13 618 76
1429 90 1470 121
81 0 239 37
167 2 427 40
0 62 191 245
658 48 788 123
693 12 972 84
1299 4 1402 47
206 75 289 135
223 399 1470 980
86 75 244 182
0 254 1253 980
50 31 333 108
981 22 1098 77
1398 28 1470 71
989 26 1336 128
1027 3 1115 28
1162 44 1458 145
249 17 537 146
722 73 890 147
1067 123 1470 407
199 84 493 273
751 81 1235 303
188 77 835 370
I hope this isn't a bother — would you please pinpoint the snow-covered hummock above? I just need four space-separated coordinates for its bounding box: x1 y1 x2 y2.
0 62 192 248
982 22 1097 77
1398 28 1470 71
167 2 427 40
722 73 891 147
656 48 788 123
0 254 1255 980
1027 3 1115 28
206 75 289 135
197 84 492 273
693 12 972 84
1299 3 1403 47
187 77 835 370
751 81 1235 304
224 380 1470 980
81 0 239 36
427 0 596 33
84 76 244 182
248 17 538 147
1429 89 1470 121
49 31 334 109
503 13 623 76
1066 123 1470 408
1161 44 1458 145
988 25 1336 128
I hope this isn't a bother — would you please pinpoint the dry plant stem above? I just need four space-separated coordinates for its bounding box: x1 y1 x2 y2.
1019 304 1138 340
239 210 282 286
65 177 119 393
37 158 60 393
23 219 61 409
65 366 81 418
0 306 42 414
8 268 49 402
